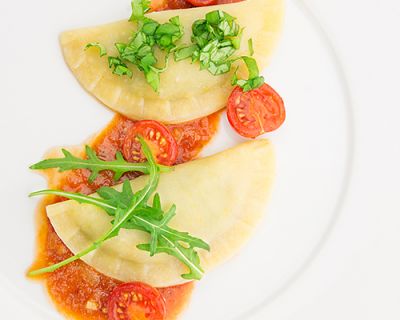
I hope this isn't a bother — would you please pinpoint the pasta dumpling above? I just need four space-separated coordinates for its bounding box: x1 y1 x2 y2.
60 0 284 123
47 140 275 287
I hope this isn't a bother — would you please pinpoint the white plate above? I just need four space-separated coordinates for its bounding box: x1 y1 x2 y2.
0 0 352 319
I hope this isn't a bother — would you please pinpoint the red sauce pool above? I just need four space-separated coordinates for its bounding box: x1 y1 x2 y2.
29 112 220 320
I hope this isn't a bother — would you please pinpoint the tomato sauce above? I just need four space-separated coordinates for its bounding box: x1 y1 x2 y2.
29 112 219 320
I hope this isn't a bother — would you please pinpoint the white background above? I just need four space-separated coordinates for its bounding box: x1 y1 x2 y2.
250 0 400 319
1 0 399 319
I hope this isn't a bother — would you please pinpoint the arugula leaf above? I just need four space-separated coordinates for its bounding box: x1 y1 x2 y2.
30 145 170 183
137 236 206 280
28 137 209 280
29 189 117 216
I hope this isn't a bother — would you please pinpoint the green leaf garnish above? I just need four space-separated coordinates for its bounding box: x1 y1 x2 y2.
86 1 184 92
174 45 198 62
85 43 107 57
242 56 259 79
86 5 265 93
129 0 151 22
175 10 264 91
248 38 254 56
28 138 209 281
180 10 241 76
30 145 170 183
232 56 265 91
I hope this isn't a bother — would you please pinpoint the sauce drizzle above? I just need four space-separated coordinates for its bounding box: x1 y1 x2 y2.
29 112 220 320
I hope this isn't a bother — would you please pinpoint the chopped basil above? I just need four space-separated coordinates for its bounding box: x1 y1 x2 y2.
174 45 198 61
85 0 183 92
176 10 264 91
232 56 265 92
86 2 266 92
248 38 254 56
129 0 151 22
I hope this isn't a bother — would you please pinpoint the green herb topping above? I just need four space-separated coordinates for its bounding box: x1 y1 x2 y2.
86 0 183 92
174 10 264 91
85 0 265 92
231 56 265 92
175 10 241 76
28 138 210 280
30 146 170 183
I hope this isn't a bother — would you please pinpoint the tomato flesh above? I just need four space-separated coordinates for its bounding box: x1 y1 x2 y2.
227 83 285 138
185 0 217 6
108 282 166 320
123 120 178 166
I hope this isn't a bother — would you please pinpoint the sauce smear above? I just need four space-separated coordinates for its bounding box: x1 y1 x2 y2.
29 112 219 320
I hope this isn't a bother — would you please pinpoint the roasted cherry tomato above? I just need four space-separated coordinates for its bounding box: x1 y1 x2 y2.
123 120 178 166
108 282 166 320
227 83 285 138
185 0 217 6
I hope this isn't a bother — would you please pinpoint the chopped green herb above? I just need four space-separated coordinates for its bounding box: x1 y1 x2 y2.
248 38 254 56
129 0 151 22
174 45 198 61
85 43 107 57
86 0 183 92
175 10 265 91
88 12 183 92
179 10 242 75
86 3 266 92
30 145 170 183
232 56 265 91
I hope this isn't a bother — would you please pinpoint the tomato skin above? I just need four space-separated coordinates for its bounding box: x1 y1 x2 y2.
185 0 217 6
227 83 285 138
123 120 178 166
108 282 166 320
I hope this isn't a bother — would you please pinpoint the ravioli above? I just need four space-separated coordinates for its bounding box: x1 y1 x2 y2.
60 0 284 123
47 140 275 287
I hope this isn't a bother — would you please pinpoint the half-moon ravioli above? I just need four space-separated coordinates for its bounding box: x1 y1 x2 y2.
60 0 284 123
46 140 275 287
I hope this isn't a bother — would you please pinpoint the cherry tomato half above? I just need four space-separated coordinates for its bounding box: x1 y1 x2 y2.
108 282 166 320
123 120 178 166
185 0 217 6
227 83 285 138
